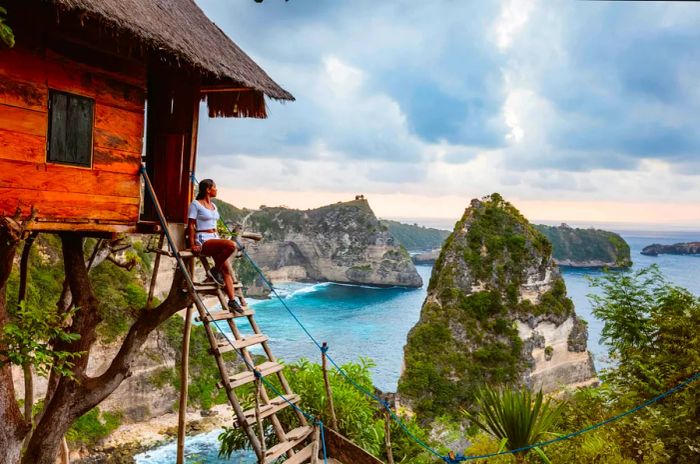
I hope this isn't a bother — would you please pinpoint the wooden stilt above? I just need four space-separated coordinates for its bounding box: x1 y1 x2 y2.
176 258 195 464
18 232 37 423
146 234 165 309
321 342 338 430
384 410 394 464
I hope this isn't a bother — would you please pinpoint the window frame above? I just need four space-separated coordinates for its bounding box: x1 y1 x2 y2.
46 89 95 168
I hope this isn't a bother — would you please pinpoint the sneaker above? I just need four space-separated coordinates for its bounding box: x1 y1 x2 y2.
207 268 225 287
228 299 244 313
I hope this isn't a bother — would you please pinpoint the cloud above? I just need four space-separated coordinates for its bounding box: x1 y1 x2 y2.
192 0 700 216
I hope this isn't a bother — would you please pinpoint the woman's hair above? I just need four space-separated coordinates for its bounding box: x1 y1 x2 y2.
196 179 215 200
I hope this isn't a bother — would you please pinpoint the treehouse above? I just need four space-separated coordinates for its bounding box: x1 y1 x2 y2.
0 0 293 235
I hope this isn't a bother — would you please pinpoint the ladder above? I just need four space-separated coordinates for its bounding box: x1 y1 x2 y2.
141 169 321 463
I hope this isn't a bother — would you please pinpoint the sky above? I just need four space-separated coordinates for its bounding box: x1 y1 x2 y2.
193 0 700 229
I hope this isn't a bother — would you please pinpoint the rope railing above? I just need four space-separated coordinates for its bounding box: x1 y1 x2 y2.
190 173 700 462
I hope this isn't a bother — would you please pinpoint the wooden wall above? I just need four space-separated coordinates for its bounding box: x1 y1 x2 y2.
0 41 146 233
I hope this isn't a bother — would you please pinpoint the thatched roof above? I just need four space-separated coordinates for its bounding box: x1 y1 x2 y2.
46 0 294 116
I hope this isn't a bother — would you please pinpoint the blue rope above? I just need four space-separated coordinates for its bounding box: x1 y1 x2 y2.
319 420 328 464
191 174 700 462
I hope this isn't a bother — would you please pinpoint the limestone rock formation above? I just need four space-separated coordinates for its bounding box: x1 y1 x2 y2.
227 200 423 288
534 223 631 268
397 194 596 420
641 241 700 256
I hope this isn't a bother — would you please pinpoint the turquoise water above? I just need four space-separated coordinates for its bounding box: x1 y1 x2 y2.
135 231 699 464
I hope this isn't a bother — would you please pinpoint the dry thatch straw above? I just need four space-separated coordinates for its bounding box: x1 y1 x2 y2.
47 0 294 117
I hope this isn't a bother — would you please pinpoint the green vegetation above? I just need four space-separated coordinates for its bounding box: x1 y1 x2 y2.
534 224 631 267
219 357 435 463
66 407 122 448
463 266 700 463
0 6 14 48
400 194 573 421
380 219 450 251
464 387 565 464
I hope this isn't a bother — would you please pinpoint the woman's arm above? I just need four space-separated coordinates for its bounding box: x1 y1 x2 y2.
187 218 201 253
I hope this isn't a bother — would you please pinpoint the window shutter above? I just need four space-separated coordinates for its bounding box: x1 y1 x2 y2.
47 91 94 167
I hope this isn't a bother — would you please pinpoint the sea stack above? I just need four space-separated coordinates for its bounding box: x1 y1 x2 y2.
398 194 596 420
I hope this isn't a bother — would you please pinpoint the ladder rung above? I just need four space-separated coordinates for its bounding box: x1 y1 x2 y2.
229 361 284 388
193 282 243 290
215 334 268 354
282 441 314 464
264 426 313 463
195 309 254 322
233 394 300 427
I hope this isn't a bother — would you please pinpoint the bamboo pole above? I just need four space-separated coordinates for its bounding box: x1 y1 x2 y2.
146 234 165 309
176 258 195 464
320 342 338 430
384 409 394 464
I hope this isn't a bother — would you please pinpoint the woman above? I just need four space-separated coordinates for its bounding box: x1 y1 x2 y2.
187 179 246 312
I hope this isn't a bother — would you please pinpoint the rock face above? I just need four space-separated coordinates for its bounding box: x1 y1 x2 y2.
397 194 596 421
641 242 700 256
534 223 631 268
237 200 422 288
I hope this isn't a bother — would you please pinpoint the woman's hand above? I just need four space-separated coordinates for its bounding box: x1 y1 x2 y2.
191 243 202 255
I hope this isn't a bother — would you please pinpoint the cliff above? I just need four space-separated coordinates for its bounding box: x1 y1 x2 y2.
534 223 631 268
219 199 423 288
397 194 596 421
641 242 700 256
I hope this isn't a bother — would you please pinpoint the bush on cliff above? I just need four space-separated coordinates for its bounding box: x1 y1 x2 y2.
463 266 699 463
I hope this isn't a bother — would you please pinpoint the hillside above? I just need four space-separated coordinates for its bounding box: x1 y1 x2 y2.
534 223 632 268
397 194 596 421
379 220 450 251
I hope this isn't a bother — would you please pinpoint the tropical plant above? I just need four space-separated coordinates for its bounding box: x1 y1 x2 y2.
464 386 566 464
0 6 14 47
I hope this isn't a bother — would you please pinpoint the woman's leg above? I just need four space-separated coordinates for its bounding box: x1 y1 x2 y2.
202 239 237 300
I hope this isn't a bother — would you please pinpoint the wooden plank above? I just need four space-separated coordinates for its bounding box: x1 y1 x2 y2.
25 221 136 234
0 188 140 223
0 77 47 112
92 147 141 174
283 443 314 464
0 129 45 163
94 104 144 138
0 159 140 198
195 309 255 323
215 334 269 354
264 426 314 463
0 104 47 137
0 49 48 88
229 361 285 389
232 394 301 427
94 127 143 153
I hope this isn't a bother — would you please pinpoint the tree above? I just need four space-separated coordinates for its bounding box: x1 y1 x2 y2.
464 386 565 464
0 217 192 463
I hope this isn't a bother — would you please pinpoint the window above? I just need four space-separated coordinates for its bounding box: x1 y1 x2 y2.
47 90 94 167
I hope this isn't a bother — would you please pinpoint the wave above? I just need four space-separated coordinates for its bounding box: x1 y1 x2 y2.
285 282 332 299
330 282 399 290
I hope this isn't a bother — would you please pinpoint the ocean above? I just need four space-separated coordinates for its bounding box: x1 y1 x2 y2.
135 230 699 464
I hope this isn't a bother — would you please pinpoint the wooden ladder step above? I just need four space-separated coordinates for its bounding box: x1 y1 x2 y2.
215 334 269 354
229 361 285 388
282 441 315 464
232 394 301 427
196 308 254 322
264 426 313 463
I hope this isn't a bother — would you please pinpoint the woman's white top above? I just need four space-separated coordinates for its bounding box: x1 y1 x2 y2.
188 200 220 244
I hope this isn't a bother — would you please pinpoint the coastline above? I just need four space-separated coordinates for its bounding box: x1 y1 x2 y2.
76 405 235 463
